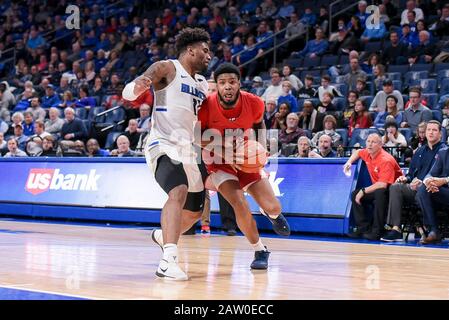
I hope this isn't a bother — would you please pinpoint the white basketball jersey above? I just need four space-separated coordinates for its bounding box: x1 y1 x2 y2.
146 59 208 164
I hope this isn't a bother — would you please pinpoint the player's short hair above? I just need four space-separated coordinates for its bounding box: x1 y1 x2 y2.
213 63 241 82
175 27 210 55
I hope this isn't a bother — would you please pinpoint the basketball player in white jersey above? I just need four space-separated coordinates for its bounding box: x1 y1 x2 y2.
122 28 211 280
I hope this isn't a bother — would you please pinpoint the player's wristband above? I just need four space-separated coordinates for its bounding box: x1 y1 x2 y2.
122 81 138 101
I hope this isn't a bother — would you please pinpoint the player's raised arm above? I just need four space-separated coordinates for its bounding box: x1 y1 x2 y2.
122 60 174 101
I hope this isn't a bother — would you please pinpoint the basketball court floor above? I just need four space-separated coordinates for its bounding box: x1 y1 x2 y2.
1 218 449 300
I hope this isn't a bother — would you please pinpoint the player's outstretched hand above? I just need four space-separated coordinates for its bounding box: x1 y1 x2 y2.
134 75 152 95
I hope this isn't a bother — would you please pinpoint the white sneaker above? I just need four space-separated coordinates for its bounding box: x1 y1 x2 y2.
156 259 188 281
151 229 164 251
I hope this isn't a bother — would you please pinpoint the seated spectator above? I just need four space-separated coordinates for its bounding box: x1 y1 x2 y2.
317 92 336 114
409 31 437 63
26 30 47 50
282 66 303 93
41 84 62 109
295 136 320 158
344 133 403 240
370 79 404 112
429 4 449 38
60 107 88 147
57 90 76 109
74 85 97 108
354 78 370 96
298 100 325 133
271 102 290 130
264 97 278 129
275 0 295 19
374 95 403 128
312 115 342 148
105 74 124 96
261 69 283 102
328 50 360 78
311 134 337 158
92 77 106 99
235 35 263 78
410 121 428 152
361 19 386 42
401 87 432 132
13 88 34 112
382 31 409 65
285 12 307 52
342 57 367 91
296 28 328 59
136 104 152 133
45 107 65 137
250 76 265 97
26 97 46 122
399 24 419 49
343 90 358 127
0 132 7 155
3 138 28 157
277 80 298 113
348 15 363 38
86 138 110 157
381 120 445 242
297 75 317 99
121 119 141 150
300 7 317 27
349 99 372 137
317 75 342 102
400 0 424 26
0 118 8 134
329 26 361 55
22 112 35 136
278 113 305 146
382 121 408 158
372 64 386 91
110 135 137 157
72 140 87 156
6 112 25 136
418 147 449 244
442 100 449 132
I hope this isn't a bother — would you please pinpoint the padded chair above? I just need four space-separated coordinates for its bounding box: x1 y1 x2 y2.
349 128 380 147
104 131 123 150
335 128 348 147
398 128 412 143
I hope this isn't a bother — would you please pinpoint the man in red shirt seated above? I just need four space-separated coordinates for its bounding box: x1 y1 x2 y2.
343 133 403 240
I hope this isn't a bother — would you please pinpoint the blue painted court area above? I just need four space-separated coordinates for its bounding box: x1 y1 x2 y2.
0 287 88 300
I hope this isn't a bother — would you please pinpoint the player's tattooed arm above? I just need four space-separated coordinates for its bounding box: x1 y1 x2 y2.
129 61 175 98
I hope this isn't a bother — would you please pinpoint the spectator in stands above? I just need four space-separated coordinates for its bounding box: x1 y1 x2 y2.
120 119 141 151
401 87 432 132
23 98 44 123
345 133 403 240
86 138 110 157
300 7 317 27
26 29 47 50
4 138 27 157
30 120 51 141
316 6 330 34
282 65 303 93
110 135 137 157
22 112 35 137
277 80 298 113
13 88 33 112
343 91 359 127
298 100 325 133
0 81 16 120
343 58 367 91
374 95 403 128
285 12 307 44
348 16 364 38
295 136 318 158
409 31 437 63
45 107 64 138
361 19 387 42
370 79 404 112
329 26 361 55
260 0 278 19
12 124 28 151
278 113 305 146
296 28 328 59
372 65 387 91
382 121 408 157
382 31 409 65
262 69 283 102
382 120 445 242
349 99 372 137
39 135 57 157
264 97 278 129
442 100 449 132
41 84 61 109
429 4 449 37
57 90 76 109
317 92 336 114
312 134 337 158
75 85 96 108
410 121 428 153
250 76 265 97
106 73 124 96
72 140 87 156
297 75 317 99
6 112 24 136
354 78 370 97
0 132 7 155
317 75 342 102
60 107 88 146
417 147 449 244
136 104 151 133
312 115 342 148
399 24 419 49
92 77 106 99
0 117 7 134
400 0 424 26
328 50 360 78
271 102 291 130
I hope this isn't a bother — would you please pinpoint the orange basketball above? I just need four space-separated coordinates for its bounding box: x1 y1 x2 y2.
235 139 268 173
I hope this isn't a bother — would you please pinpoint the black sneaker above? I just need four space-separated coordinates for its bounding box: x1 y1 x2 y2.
362 232 380 241
227 229 237 236
381 230 403 242
250 247 270 270
347 229 364 238
260 210 291 236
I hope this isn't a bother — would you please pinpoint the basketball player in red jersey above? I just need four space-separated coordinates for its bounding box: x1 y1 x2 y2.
198 63 290 270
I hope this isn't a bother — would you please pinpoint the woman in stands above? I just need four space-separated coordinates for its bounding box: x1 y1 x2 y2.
271 102 291 130
373 64 386 91
374 95 403 128
362 53 380 75
58 90 76 109
348 16 363 38
348 99 372 137
382 121 408 158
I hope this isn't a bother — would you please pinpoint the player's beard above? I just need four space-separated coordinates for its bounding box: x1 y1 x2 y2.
218 90 240 108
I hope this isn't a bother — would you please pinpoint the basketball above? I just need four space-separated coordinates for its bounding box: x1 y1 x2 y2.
235 139 268 173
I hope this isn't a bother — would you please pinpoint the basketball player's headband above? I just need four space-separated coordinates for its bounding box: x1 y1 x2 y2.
213 63 241 82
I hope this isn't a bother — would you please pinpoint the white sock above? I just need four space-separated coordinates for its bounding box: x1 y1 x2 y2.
154 229 163 244
251 239 266 252
261 208 279 220
163 243 178 262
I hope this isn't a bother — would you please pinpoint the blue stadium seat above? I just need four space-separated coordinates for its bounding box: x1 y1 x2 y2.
423 93 438 109
437 70 449 85
339 55 349 65
364 41 382 54
75 107 88 120
440 78 449 96
88 106 105 122
303 56 320 68
334 83 348 97
392 80 402 91
303 130 312 139
333 97 346 111
349 128 380 147
404 71 429 87
416 79 437 93
410 64 433 72
297 98 305 112
385 72 401 81
309 98 320 108
360 95 374 107
335 128 348 147
321 55 339 67
335 75 346 84
388 65 409 74
398 128 412 143
104 131 122 150
434 63 449 73
431 109 443 122
286 58 303 69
